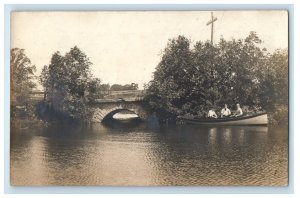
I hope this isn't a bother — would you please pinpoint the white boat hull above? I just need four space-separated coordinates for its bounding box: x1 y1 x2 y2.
180 114 268 126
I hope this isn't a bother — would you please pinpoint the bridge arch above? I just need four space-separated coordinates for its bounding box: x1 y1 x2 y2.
90 103 148 123
102 108 140 122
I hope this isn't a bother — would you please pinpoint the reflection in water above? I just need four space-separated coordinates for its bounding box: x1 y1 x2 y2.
223 128 232 146
10 121 288 186
237 129 245 145
113 112 139 120
208 128 217 146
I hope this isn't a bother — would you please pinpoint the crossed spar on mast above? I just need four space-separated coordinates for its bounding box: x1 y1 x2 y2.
206 12 218 45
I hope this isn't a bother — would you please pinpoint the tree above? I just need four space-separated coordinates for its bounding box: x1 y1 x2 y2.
258 48 288 124
146 32 285 121
110 84 124 91
99 83 111 91
123 83 139 90
264 48 288 106
210 32 267 108
98 83 111 96
130 83 139 90
87 77 101 94
40 46 96 121
11 48 36 107
110 83 139 91
146 35 193 118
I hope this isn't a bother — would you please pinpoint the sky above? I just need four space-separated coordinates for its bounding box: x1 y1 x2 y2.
11 11 288 90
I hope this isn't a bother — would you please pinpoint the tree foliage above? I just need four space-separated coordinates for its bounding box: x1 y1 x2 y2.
11 48 36 106
146 32 288 122
40 46 97 121
110 83 139 91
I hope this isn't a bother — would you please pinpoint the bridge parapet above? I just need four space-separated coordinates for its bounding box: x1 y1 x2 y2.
29 90 146 102
102 90 145 101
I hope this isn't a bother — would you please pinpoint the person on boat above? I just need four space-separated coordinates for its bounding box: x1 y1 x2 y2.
233 104 243 117
221 104 231 118
207 109 218 119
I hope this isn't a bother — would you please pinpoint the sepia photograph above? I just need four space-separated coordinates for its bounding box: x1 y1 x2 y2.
10 10 288 186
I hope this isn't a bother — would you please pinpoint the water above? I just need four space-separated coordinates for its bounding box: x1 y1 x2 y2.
10 119 288 186
112 112 139 120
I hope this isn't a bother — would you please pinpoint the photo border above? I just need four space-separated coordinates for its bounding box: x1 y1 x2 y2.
4 3 294 194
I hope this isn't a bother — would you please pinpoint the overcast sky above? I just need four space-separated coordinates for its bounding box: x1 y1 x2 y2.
11 11 288 90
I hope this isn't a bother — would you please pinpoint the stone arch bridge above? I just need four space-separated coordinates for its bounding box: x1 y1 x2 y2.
89 100 149 123
88 90 149 123
30 90 150 123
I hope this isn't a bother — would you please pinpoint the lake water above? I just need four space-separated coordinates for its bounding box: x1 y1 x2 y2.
10 118 288 186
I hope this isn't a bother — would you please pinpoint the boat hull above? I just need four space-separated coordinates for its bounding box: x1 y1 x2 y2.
179 113 268 126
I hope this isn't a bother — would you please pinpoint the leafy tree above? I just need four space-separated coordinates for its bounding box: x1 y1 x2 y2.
123 83 139 90
258 48 288 124
97 83 111 96
146 32 287 123
40 46 96 121
99 83 111 91
211 32 268 108
110 83 139 91
110 84 124 91
146 35 193 119
87 78 101 94
11 48 36 107
264 48 288 106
